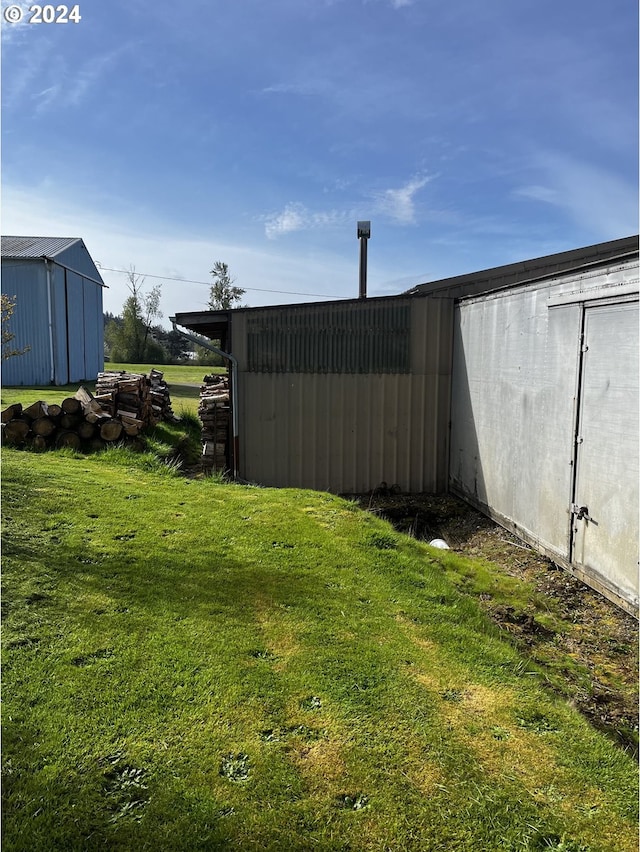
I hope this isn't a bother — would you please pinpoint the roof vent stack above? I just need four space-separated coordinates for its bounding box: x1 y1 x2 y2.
357 221 371 299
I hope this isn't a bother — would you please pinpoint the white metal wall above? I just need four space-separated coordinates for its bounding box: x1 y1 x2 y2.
450 259 639 612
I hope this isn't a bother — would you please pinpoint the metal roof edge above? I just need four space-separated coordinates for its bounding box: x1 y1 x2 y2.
406 235 640 298
1 235 82 259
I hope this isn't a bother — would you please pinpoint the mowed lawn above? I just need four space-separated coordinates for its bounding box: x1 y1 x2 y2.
2 448 638 852
0 362 226 417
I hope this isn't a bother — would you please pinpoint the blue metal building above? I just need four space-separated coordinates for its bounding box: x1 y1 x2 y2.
1 236 105 386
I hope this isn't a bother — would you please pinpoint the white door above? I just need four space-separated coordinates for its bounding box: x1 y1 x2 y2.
571 301 639 604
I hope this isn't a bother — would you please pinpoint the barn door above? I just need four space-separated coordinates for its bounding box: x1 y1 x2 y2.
571 301 639 602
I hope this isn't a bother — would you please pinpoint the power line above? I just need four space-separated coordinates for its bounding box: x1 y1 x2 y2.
96 265 344 300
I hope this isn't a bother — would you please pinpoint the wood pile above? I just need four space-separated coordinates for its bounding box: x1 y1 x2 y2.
199 374 230 472
1 370 178 453
95 369 178 426
1 391 137 452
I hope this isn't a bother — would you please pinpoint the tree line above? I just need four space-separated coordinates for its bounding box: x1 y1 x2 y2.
104 262 245 365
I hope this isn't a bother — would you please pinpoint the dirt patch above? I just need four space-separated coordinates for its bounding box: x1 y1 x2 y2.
352 490 639 758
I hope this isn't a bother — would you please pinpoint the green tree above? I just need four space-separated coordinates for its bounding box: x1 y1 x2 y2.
1 294 30 361
105 268 166 363
208 262 245 310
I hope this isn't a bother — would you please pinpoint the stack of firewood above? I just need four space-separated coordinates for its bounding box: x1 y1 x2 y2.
95 369 177 427
198 374 230 472
1 391 142 452
2 369 179 453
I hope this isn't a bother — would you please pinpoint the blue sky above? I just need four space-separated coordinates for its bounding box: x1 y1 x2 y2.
2 0 638 324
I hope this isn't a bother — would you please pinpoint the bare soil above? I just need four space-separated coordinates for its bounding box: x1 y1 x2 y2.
354 490 639 758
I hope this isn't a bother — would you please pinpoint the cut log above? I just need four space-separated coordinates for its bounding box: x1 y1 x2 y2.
85 410 110 424
100 419 123 442
31 416 57 437
86 436 107 452
32 434 50 451
61 397 82 415
1 403 22 423
55 430 82 450
23 400 49 420
3 419 30 445
60 413 82 430
77 420 96 439
47 404 62 419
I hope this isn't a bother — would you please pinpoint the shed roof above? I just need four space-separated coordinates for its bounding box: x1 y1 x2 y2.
407 235 639 300
1 236 83 259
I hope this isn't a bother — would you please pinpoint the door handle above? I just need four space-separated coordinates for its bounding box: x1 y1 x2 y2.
571 504 590 521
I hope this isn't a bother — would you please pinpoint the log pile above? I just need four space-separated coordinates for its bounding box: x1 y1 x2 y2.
1 391 138 452
94 369 178 427
199 374 230 472
1 370 178 453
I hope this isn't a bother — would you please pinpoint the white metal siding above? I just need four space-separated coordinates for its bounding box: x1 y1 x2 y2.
450 259 639 610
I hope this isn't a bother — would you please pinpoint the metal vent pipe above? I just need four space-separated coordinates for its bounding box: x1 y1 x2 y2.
357 221 371 299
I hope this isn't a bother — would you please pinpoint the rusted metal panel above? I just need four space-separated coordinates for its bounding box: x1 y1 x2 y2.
450 258 639 611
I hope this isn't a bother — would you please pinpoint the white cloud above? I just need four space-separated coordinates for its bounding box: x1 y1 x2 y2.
2 183 359 317
264 203 308 239
264 203 353 239
373 175 433 224
515 153 638 239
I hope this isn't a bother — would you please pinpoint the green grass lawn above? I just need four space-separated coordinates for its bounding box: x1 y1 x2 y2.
0 363 223 416
2 447 637 851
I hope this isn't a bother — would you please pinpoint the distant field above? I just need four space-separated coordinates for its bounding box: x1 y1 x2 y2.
107 362 227 385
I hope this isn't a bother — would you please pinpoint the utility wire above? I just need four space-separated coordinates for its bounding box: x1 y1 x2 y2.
96 265 345 300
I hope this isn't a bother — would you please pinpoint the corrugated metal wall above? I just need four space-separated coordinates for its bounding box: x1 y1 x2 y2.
233 296 453 493
1 255 103 386
1 261 52 385
450 259 639 611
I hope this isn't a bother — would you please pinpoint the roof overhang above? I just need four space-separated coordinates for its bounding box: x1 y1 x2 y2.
171 310 230 340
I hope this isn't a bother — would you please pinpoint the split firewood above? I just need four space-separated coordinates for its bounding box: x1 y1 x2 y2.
1 403 22 423
23 400 49 420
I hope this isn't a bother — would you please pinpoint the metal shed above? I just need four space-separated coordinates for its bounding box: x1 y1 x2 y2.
448 243 638 614
1 236 105 386
175 295 454 493
174 235 639 613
